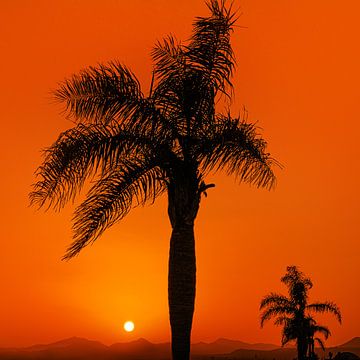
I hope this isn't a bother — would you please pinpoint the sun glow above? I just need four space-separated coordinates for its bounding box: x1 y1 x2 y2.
123 321 135 332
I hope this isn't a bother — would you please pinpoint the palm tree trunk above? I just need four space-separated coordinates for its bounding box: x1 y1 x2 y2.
167 165 201 360
168 223 196 360
297 336 308 360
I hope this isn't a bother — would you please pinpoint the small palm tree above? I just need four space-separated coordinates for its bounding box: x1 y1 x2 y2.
30 1 278 359
260 266 341 360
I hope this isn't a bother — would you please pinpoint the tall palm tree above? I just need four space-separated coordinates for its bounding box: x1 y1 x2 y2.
30 1 278 359
260 266 341 360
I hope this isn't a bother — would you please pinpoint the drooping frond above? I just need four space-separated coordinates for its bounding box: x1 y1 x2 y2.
260 293 293 310
314 337 326 351
30 124 114 210
54 61 143 123
199 114 279 189
63 158 167 260
188 0 236 96
29 123 157 210
311 325 331 339
307 302 342 323
260 305 294 327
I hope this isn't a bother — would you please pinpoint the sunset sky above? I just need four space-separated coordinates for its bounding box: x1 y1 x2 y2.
1 0 359 348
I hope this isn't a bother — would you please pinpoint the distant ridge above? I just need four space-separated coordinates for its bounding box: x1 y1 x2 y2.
192 338 279 355
0 336 358 359
339 338 360 349
24 336 107 352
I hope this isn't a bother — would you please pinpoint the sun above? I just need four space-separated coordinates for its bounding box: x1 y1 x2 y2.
123 321 135 332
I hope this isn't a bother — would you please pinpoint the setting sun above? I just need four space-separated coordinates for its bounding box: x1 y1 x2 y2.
123 321 135 332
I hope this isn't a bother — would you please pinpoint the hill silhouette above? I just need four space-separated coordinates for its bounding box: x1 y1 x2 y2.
192 338 279 354
340 338 360 349
0 337 358 359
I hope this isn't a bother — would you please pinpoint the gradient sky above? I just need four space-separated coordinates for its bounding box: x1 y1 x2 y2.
1 0 359 348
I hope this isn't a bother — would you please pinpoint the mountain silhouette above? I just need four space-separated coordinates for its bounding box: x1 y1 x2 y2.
109 338 170 358
192 338 279 354
339 338 360 349
0 336 358 359
24 336 107 352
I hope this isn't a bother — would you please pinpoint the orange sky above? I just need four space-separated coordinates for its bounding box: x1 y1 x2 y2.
1 0 359 349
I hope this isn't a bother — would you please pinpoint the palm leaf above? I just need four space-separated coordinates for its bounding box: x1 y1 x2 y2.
187 0 236 96
307 302 342 323
64 158 166 260
274 316 291 327
260 305 294 327
152 35 185 81
311 325 331 339
260 293 294 310
29 123 159 210
199 114 279 189
281 266 313 289
314 337 326 351
54 61 143 124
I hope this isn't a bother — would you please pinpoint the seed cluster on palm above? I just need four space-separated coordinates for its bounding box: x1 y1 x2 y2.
260 266 341 360
30 1 278 360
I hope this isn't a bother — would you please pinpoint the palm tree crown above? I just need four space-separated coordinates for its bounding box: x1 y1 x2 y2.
30 1 278 359
260 266 341 360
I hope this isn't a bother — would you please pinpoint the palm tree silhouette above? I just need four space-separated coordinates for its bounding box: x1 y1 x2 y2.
260 266 341 360
30 1 278 359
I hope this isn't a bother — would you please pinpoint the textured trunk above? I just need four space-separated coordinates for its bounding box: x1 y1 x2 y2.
168 223 196 360
167 165 200 360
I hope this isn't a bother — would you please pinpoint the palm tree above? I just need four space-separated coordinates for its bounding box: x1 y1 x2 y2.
30 1 278 359
260 266 341 360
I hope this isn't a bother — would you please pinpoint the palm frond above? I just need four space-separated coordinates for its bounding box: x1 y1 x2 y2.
151 35 187 129
307 302 342 323
187 0 236 97
29 123 158 210
152 35 185 81
311 325 331 339
281 266 313 290
314 337 326 351
54 61 143 124
281 266 313 305
199 114 279 189
63 158 167 260
260 305 294 327
30 124 114 210
274 316 291 327
260 293 293 310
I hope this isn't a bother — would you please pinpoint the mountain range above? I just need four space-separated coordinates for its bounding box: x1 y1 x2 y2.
0 336 359 359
